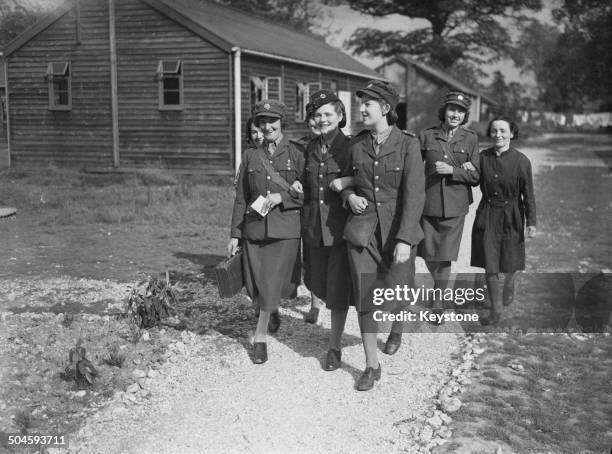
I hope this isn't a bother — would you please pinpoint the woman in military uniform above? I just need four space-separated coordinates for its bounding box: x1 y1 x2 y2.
341 80 425 390
471 117 536 325
418 91 480 319
228 100 305 364
296 89 352 371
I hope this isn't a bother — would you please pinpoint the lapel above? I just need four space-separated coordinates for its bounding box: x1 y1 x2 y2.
449 127 466 147
376 126 403 160
324 130 347 162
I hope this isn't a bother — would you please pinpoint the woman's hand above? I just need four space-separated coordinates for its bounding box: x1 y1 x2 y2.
329 176 354 192
526 226 537 238
347 194 368 215
227 238 240 257
264 193 282 212
435 161 454 175
393 242 412 264
461 162 476 171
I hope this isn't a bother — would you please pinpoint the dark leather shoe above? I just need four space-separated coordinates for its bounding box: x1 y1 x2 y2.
383 332 402 355
481 312 501 326
304 307 320 324
253 342 267 364
268 311 280 334
357 364 381 391
324 348 341 371
503 283 515 306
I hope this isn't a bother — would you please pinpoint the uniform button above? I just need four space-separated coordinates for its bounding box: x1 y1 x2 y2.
494 174 498 178
267 190 271 194
320 162 324 167
266 176 270 180
374 175 379 180
320 200 324 204
377 202 381 206
444 155 448 158
319 187 324 191
494 191 498 195
269 160 273 164
375 187 379 192
374 161 378 166
319 174 323 178
505 201 508 204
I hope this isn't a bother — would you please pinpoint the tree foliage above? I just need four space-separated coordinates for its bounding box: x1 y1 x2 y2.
344 0 542 81
209 0 326 33
0 0 43 48
514 0 612 111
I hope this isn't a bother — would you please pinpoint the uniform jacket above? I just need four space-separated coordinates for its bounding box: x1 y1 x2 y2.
301 131 350 247
340 126 425 251
474 147 536 237
231 136 305 240
419 125 480 218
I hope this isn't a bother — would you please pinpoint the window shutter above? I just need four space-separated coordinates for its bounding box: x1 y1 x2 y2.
265 77 282 102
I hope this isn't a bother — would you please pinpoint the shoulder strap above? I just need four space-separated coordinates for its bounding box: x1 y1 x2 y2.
257 152 292 191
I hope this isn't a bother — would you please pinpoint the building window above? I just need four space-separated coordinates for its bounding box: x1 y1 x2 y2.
157 60 183 110
295 82 321 121
46 62 71 110
250 76 282 110
0 96 6 124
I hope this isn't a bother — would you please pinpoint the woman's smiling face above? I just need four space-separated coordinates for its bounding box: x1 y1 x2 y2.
314 103 342 135
444 104 466 128
359 95 387 126
489 120 514 150
257 116 282 143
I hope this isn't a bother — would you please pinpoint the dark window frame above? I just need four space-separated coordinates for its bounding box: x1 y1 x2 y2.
157 60 184 111
46 62 72 111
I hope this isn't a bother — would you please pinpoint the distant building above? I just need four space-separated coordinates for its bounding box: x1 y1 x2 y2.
377 56 497 134
2 0 382 172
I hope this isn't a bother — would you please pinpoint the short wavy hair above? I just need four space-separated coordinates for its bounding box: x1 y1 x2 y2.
487 116 519 139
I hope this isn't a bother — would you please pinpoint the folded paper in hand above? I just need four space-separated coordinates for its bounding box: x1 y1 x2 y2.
250 195 270 217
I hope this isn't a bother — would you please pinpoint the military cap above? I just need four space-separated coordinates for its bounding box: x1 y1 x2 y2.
309 89 340 111
252 100 286 121
356 80 399 109
442 91 471 110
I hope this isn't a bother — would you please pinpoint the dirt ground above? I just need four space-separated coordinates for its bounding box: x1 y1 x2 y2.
1 133 611 453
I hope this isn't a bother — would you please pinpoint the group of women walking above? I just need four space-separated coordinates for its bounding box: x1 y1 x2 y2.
229 82 536 391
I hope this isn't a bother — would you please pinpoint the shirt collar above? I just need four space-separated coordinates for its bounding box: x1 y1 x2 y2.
320 129 339 149
371 126 393 145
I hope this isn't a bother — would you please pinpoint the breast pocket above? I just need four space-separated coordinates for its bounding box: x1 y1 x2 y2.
385 162 403 187
247 168 262 189
279 166 296 183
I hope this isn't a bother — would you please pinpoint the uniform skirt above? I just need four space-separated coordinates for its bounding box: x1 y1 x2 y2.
347 225 416 314
304 242 351 310
417 215 465 261
243 238 300 312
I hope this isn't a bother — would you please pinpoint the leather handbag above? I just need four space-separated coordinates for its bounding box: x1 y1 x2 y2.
214 252 244 298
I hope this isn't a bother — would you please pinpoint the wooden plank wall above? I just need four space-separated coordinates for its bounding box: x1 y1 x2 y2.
114 0 231 171
241 55 367 148
7 0 113 166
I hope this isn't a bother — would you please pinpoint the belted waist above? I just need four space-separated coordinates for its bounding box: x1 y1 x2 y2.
484 198 509 208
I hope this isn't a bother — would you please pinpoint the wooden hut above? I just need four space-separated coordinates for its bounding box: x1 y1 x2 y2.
377 56 497 134
2 0 382 173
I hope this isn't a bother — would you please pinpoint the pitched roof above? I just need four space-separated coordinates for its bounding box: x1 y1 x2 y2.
381 55 497 105
3 0 381 80
144 0 381 79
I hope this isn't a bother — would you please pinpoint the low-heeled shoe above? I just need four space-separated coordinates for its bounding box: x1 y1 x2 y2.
268 311 281 334
252 342 268 364
356 364 381 391
383 332 402 355
324 348 341 371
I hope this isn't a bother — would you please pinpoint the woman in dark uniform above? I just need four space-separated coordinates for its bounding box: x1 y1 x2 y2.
228 100 305 363
418 91 480 318
341 80 425 390
471 117 536 325
297 89 352 371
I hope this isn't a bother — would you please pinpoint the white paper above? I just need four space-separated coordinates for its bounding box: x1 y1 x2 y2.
250 195 270 217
